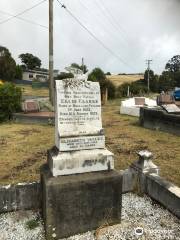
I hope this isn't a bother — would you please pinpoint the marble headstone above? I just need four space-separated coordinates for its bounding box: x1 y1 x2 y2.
48 77 114 176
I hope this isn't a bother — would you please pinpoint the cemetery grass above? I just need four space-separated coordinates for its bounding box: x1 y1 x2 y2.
0 98 180 186
18 84 49 97
103 99 180 187
0 123 54 184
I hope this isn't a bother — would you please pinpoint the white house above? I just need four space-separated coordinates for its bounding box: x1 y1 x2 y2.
22 70 49 82
22 69 59 82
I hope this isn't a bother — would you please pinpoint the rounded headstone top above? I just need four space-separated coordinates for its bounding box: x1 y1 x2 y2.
137 150 153 160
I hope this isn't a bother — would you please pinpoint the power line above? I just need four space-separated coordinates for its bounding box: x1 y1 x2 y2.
78 0 127 49
0 0 47 25
76 0 139 70
0 10 48 29
94 0 127 43
98 0 129 39
56 0 135 71
95 0 141 62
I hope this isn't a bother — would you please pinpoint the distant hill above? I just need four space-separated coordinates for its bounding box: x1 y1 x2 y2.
106 74 144 87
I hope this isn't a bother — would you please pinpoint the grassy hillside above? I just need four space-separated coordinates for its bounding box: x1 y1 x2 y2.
107 74 144 87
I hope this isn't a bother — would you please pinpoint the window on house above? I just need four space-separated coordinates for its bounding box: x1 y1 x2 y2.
29 74 33 78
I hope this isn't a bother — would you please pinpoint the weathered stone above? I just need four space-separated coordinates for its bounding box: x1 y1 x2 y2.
120 97 157 117
22 100 40 113
58 135 105 152
131 150 159 175
55 79 103 139
0 182 41 213
162 104 180 113
146 174 180 219
48 147 114 176
134 97 145 105
41 164 122 239
157 94 175 105
140 107 180 136
48 78 114 176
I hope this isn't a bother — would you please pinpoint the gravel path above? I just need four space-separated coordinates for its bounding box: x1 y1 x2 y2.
0 193 179 240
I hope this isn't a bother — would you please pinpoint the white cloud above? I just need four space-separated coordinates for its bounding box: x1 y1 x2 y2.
0 0 180 74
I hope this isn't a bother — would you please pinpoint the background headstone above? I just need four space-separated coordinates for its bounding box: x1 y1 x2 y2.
162 104 180 113
22 100 40 113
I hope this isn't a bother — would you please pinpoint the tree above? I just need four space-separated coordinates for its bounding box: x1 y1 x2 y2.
88 68 107 89
144 69 159 92
0 82 22 122
106 72 111 75
19 53 41 70
165 55 180 72
55 72 74 80
70 63 88 74
0 46 16 81
159 71 175 91
15 65 23 79
117 81 148 97
88 68 116 99
165 55 180 88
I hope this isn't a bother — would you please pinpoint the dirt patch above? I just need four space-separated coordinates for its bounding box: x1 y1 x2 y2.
1 150 46 180
17 129 41 136
117 133 132 139
0 137 7 146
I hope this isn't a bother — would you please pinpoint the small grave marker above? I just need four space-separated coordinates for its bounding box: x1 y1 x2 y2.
134 97 145 106
23 100 40 113
162 104 180 113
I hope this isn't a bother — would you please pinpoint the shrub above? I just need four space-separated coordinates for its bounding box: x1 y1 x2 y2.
0 46 16 81
55 72 74 80
106 79 116 99
88 68 116 99
25 219 39 230
117 81 148 97
0 83 22 122
106 72 111 75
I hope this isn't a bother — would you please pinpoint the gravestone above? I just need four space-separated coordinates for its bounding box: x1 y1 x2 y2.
157 94 175 105
48 77 114 176
22 100 40 113
134 97 145 106
162 104 180 113
41 76 122 239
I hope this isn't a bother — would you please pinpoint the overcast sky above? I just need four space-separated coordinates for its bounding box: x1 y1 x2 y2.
0 0 180 74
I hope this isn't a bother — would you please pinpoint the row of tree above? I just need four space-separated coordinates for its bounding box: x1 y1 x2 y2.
0 45 179 97
0 46 42 81
144 55 180 92
118 55 180 97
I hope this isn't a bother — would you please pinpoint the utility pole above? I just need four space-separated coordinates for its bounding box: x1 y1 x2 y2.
146 59 152 92
82 57 84 74
49 0 54 105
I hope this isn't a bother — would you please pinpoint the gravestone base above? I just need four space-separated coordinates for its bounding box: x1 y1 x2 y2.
48 147 114 176
41 164 122 240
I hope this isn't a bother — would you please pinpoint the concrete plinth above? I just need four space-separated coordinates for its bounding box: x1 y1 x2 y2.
41 164 122 239
48 147 114 177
